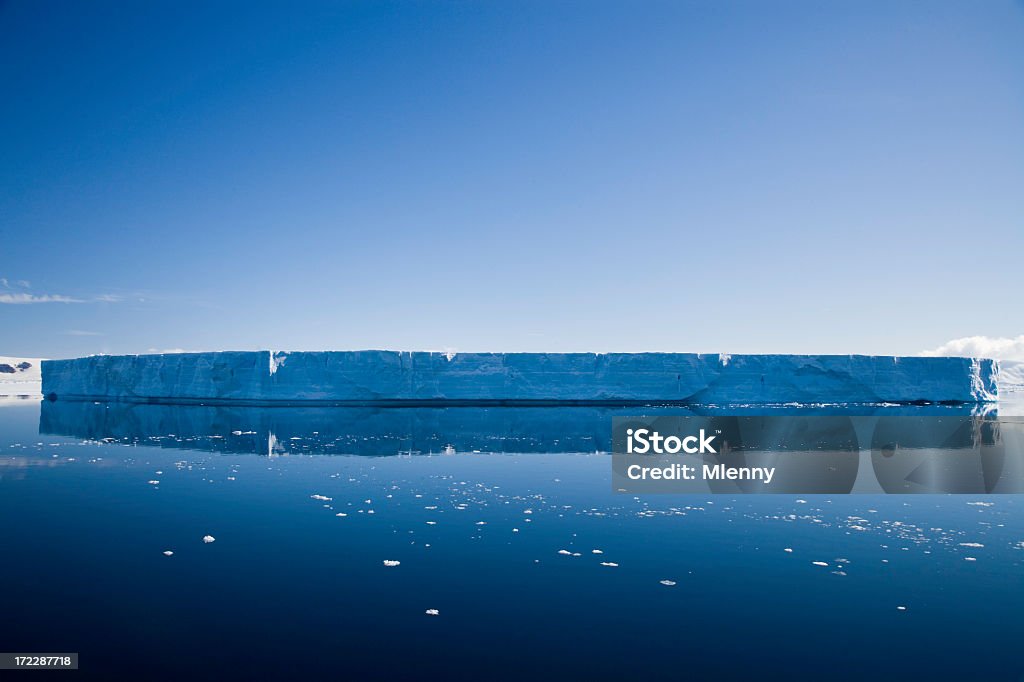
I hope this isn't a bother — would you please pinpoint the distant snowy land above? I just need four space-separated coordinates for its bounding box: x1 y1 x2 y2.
0 356 42 397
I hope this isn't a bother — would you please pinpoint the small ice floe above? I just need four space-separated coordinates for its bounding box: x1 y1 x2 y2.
795 499 807 504
512 528 519 533
783 548 793 553
311 494 332 501
425 609 439 616
659 580 677 586
475 521 487 525
964 557 977 562
148 480 160 485
382 560 400 567
557 549 572 555
163 550 174 556
202 535 216 544
599 562 618 567
812 561 828 567
592 549 604 554
364 499 372 504
336 513 347 517
966 501 993 507
959 542 984 548
425 521 437 525
897 606 907 611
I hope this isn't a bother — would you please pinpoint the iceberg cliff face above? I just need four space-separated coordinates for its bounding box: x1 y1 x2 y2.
41 351 998 405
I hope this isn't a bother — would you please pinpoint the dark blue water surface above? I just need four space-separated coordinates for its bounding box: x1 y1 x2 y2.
2 399 1023 681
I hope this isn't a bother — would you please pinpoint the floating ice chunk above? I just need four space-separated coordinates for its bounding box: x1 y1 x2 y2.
383 560 401 567
964 557 977 562
475 521 487 525
148 480 160 485
660 580 677 586
812 561 828 567
163 550 174 556
425 609 439 616
959 542 984 548
557 549 572 555
783 548 793 553
592 549 604 554
336 513 347 517
599 562 619 567
202 535 215 544
897 606 907 611
967 502 994 507
311 494 332 501
425 521 437 525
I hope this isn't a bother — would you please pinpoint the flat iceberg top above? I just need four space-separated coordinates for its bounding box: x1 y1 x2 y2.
42 351 999 405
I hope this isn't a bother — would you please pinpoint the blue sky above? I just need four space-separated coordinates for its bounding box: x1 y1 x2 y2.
2 1 1022 359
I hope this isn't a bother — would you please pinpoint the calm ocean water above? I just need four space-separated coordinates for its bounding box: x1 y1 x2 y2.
2 397 1023 680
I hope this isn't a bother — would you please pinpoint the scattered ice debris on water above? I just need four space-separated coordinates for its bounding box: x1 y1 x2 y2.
382 560 401 567
967 501 994 507
795 499 807 504
202 535 215 544
959 542 984 548
311 494 332 501
812 561 829 567
163 551 174 556
592 549 603 554
783 548 793 553
834 558 850 564
148 480 160 485
558 549 572 555
599 562 619 567
897 606 907 611
659 580 677 586
425 609 439 616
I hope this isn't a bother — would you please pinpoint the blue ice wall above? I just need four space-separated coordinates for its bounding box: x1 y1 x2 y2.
41 351 998 405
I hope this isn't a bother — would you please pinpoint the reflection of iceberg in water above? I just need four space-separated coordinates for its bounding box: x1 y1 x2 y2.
39 400 989 457
38 401 1024 493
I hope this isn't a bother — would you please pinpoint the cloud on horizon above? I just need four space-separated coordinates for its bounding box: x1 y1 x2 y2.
0 293 84 304
921 335 1024 361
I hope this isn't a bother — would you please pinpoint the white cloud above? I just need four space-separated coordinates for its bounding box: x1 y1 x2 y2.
921 335 1024 361
0 293 84 304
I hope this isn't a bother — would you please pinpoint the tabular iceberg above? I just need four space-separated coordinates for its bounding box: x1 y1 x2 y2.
41 351 998 405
